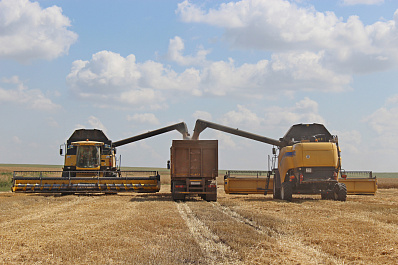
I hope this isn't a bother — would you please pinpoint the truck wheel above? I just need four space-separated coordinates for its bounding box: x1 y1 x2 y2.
172 192 185 201
205 194 217 202
333 183 347 202
281 182 293 202
273 172 281 199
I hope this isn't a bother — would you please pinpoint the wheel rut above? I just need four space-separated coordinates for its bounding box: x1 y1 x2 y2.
210 201 345 265
175 201 243 265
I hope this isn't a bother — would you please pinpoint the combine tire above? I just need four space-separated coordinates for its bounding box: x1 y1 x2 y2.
333 183 347 202
281 182 293 202
273 172 281 199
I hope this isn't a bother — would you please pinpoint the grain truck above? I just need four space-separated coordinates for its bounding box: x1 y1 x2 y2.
169 140 218 201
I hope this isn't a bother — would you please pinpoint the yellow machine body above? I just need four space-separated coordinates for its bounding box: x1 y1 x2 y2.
12 172 160 193
278 142 340 183
224 177 274 194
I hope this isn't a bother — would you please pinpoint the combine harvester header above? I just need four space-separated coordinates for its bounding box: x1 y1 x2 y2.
12 122 189 194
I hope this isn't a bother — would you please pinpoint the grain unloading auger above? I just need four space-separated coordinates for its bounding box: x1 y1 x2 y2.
192 119 349 201
12 122 189 194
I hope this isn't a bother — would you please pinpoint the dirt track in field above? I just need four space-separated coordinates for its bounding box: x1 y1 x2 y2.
1 186 398 264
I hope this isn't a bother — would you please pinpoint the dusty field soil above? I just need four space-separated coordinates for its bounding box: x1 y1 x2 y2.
1 183 397 265
1 166 397 264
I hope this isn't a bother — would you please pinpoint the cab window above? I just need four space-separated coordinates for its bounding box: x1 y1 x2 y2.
76 145 100 168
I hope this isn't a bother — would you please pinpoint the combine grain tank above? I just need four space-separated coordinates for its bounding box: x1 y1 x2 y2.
170 140 218 201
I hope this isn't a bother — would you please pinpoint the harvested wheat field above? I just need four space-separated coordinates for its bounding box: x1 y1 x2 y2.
1 176 398 264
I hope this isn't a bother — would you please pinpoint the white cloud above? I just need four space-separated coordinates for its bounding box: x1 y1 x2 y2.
167 36 210 66
176 0 398 73
192 110 212 121
12 136 22 144
263 97 325 129
127 113 160 125
365 97 398 141
67 40 353 109
342 0 384 5
88 116 108 133
75 116 108 133
332 130 362 154
0 76 60 110
0 0 78 62
67 50 202 109
221 105 263 128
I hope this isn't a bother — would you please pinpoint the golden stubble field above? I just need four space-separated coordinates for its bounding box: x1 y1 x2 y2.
1 167 398 264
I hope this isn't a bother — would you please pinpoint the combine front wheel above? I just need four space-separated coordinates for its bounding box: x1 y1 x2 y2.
273 171 281 199
333 183 347 202
281 182 293 202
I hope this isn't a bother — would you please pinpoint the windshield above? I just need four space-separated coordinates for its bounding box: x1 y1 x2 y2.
76 145 101 168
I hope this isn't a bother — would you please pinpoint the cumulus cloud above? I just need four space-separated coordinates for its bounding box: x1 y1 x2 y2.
176 0 398 73
332 130 362 154
342 0 384 5
365 96 398 146
0 76 60 110
221 105 263 128
127 113 160 125
263 97 325 130
67 38 353 109
192 110 212 121
66 50 202 109
0 0 78 62
75 116 108 133
215 98 324 136
167 36 210 66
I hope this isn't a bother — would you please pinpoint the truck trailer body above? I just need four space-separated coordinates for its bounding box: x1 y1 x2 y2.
170 140 218 201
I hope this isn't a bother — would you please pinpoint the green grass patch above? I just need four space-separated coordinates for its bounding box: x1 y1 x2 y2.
0 172 12 192
374 172 398 178
0 164 62 168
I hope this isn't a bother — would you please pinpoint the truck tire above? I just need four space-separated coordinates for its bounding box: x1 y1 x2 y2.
171 181 185 201
273 171 281 199
333 183 347 202
172 191 185 201
281 181 293 202
205 193 217 202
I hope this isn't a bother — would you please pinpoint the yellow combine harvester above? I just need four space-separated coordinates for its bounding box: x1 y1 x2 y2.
193 119 372 201
12 122 189 194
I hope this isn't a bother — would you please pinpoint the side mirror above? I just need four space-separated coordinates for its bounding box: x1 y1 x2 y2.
272 147 276 155
59 144 65 156
167 160 171 170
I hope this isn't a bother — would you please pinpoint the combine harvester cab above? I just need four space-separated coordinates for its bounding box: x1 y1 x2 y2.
12 122 189 194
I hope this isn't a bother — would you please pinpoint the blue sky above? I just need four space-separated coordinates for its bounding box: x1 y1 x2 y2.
1 0 398 172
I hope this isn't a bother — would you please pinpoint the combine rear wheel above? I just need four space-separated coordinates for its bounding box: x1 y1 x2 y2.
333 183 347 202
281 181 293 202
273 171 281 199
